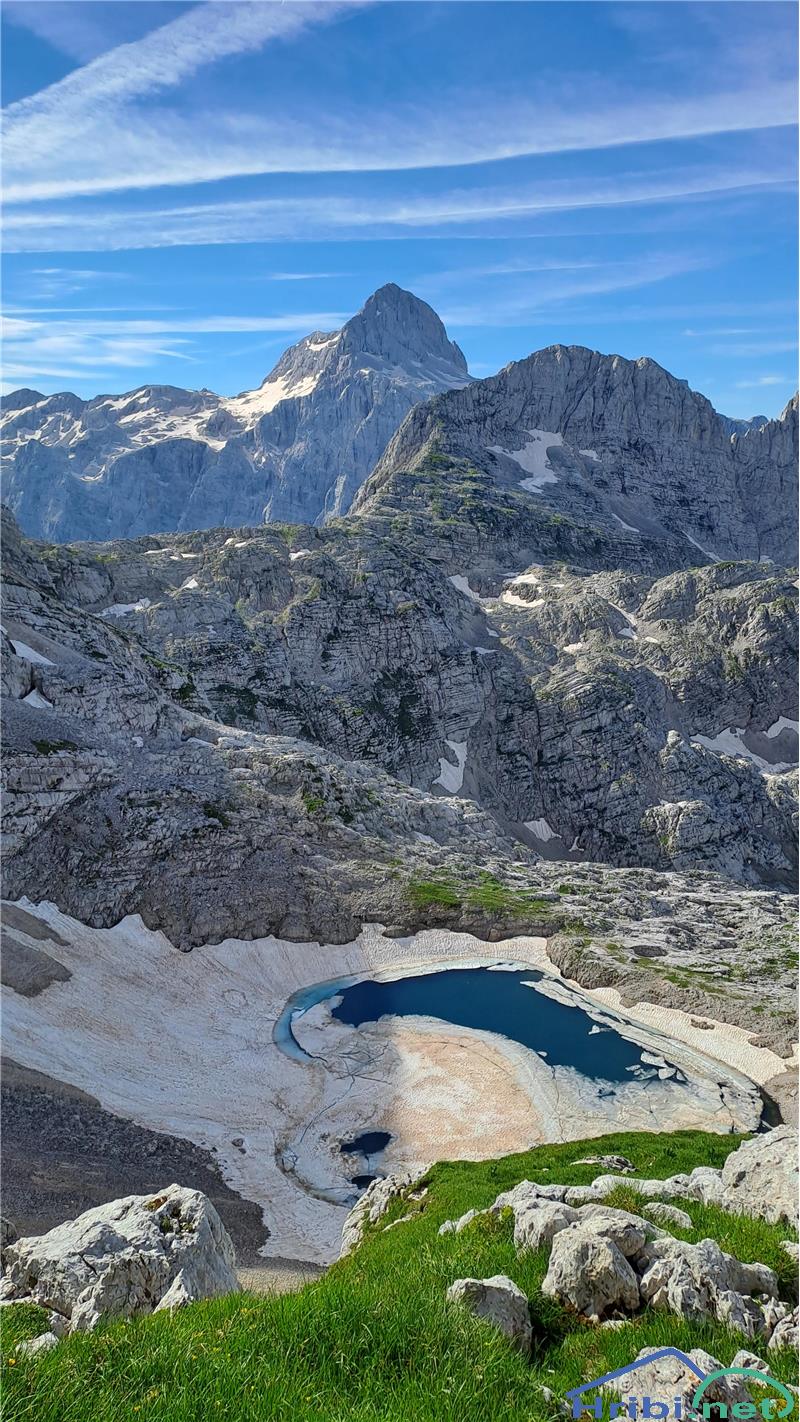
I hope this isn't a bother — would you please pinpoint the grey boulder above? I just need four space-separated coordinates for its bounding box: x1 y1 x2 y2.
637 1236 779 1339
719 1128 799 1225
542 1228 640 1322
446 1274 532 1354
0 1184 239 1332
340 1168 428 1257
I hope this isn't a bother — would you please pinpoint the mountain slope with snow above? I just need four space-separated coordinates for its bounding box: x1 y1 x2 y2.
359 348 798 567
1 285 470 542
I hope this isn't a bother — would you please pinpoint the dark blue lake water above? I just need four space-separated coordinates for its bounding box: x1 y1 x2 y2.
330 966 656 1083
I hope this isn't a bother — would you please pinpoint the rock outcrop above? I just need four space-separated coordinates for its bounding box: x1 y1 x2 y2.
445 1274 532 1354
719 1127 799 1225
439 1167 796 1338
542 1226 642 1322
0 1184 239 1331
340 1169 428 1257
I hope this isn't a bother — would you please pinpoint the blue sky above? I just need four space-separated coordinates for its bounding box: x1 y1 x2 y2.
2 0 797 417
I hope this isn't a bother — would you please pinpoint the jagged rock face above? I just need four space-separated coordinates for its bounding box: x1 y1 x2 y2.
1 285 470 542
360 346 798 567
2 513 796 888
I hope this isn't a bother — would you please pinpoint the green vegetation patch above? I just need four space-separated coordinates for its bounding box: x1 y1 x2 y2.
405 871 553 921
3 1132 796 1422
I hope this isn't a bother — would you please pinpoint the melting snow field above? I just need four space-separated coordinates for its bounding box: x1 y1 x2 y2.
448 573 482 603
433 739 467 793
487 429 563 492
102 599 151 619
2 905 778 1264
692 726 797 775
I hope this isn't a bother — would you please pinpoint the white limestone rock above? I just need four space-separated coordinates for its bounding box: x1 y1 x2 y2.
513 1201 580 1253
541 1228 640 1322
572 1206 657 1256
340 1168 428 1257
17 1331 59 1359
493 1180 569 1209
643 1202 693 1230
719 1127 799 1225
637 1235 779 1338
438 1208 483 1237
768 1305 799 1352
1 1184 239 1332
445 1274 532 1354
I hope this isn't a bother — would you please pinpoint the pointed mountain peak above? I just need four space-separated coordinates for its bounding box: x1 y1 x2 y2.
339 283 469 374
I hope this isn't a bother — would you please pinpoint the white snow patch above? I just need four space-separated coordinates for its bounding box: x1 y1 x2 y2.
692 727 795 775
23 689 53 709
487 629 500 638
563 642 587 654
580 449 600 461
684 531 720 562
764 717 799 739
223 372 319 424
290 548 313 561
569 837 581 852
524 818 560 843
101 599 151 619
617 626 637 640
487 429 563 493
433 739 467 794
474 647 496 656
502 590 544 609
448 573 481 603
181 577 200 591
611 512 639 534
9 638 55 665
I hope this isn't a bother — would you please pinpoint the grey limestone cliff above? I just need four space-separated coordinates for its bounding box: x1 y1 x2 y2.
359 346 798 568
1 285 469 542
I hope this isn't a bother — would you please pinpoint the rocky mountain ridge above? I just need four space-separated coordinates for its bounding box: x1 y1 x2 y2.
1 285 470 542
359 347 798 568
4 286 796 570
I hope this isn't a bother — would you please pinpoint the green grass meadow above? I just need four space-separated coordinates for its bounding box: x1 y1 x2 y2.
2 1131 797 1422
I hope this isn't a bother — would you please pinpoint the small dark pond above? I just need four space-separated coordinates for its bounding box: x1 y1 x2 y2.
340 1131 393 1156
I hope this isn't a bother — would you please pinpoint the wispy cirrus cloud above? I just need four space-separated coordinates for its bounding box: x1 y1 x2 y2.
4 163 792 253
4 0 371 202
735 373 793 388
3 1 187 64
0 309 347 388
5 82 796 206
3 0 796 207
